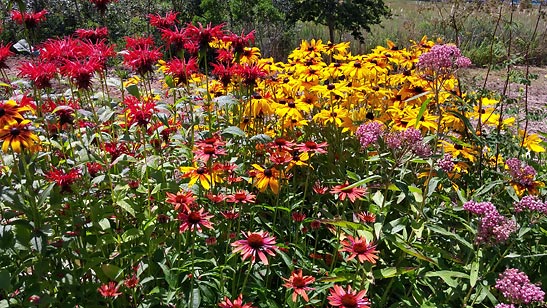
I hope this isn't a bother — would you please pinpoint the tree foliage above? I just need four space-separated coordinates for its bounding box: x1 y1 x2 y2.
287 0 392 43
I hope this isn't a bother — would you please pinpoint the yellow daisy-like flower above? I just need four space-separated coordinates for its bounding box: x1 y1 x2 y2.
179 163 221 190
313 107 354 132
519 131 546 153
440 140 478 162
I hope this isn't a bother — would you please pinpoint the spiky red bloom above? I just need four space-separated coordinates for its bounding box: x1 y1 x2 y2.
0 43 14 69
282 269 315 302
11 10 48 29
60 59 101 89
97 282 122 298
123 47 162 76
123 96 157 127
223 30 255 54
160 27 187 52
45 166 81 192
18 61 57 89
237 63 267 86
39 37 83 63
211 62 237 87
75 27 109 42
340 235 379 264
184 22 226 50
165 57 198 85
148 11 178 29
231 230 277 265
328 285 370 308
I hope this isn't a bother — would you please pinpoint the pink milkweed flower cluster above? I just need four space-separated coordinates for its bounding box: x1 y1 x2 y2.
495 268 545 305
505 157 537 187
417 44 471 74
356 122 431 158
463 200 517 245
513 195 547 213
356 121 384 148
437 153 455 172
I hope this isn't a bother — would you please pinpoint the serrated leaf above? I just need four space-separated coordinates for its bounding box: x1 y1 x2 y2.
101 264 123 281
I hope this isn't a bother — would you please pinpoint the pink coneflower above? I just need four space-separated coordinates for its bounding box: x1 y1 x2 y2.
231 231 277 264
165 190 196 211
282 269 315 302
123 274 139 288
97 281 122 298
193 143 227 163
340 235 380 264
331 182 367 203
218 294 254 308
226 190 256 204
177 206 214 233
220 209 240 220
328 285 371 308
356 212 376 223
296 140 328 154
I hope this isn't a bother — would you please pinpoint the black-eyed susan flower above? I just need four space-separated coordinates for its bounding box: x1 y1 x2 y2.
251 164 281 194
0 120 40 153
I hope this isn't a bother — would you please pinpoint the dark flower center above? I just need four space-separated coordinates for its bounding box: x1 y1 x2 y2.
288 102 296 108
305 141 317 149
263 168 273 177
353 242 369 254
292 276 307 288
454 144 463 150
187 211 202 224
0 108 5 116
196 167 207 174
327 83 335 91
203 145 216 155
353 62 362 68
246 233 264 249
340 294 358 308
10 127 21 136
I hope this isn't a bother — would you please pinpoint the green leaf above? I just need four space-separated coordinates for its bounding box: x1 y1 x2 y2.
470 258 479 287
222 126 246 137
413 98 431 128
373 266 416 279
190 288 201 308
428 224 473 250
126 84 140 99
0 270 12 291
425 270 469 288
427 177 440 197
158 262 178 289
101 264 123 281
116 199 136 217
343 175 381 189
97 218 111 231
121 228 143 243
321 219 369 231
321 275 348 283
372 191 384 207
472 180 503 198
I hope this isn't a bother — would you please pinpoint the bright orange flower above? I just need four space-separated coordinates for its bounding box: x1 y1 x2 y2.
0 100 32 127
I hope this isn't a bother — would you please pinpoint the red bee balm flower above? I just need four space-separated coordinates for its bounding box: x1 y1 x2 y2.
231 231 277 265
282 269 315 302
340 235 379 264
328 285 371 308
45 166 82 192
11 10 47 29
0 43 14 69
89 0 118 14
18 61 57 89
